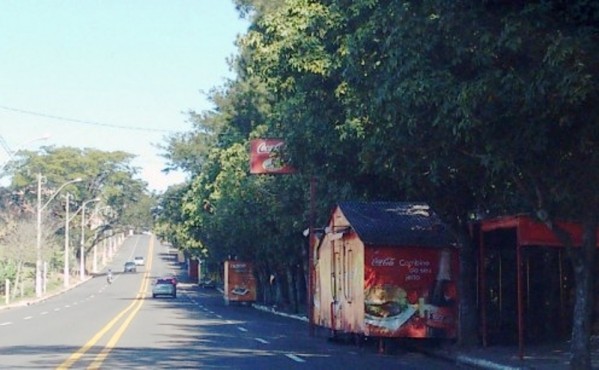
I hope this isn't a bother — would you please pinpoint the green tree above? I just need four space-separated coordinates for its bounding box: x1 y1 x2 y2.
3 146 148 266
120 192 156 234
159 2 598 367
331 0 598 365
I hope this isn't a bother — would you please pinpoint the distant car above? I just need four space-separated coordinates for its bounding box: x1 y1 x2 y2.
199 277 215 289
134 256 145 266
124 261 137 273
152 278 176 298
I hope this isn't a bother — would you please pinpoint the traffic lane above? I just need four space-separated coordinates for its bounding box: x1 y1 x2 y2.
0 274 147 368
95 280 456 370
83 242 196 369
152 250 181 278
198 287 457 369
0 236 150 368
188 289 457 370
87 284 325 370
0 233 147 325
70 237 186 369
114 234 151 267
94 288 227 369
101 233 151 279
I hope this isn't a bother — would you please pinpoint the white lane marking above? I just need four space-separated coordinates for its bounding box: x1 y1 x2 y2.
23 316 33 320
64 305 71 308
54 308 61 312
285 354 305 363
254 338 269 344
216 314 222 319
41 311 48 315
0 322 12 326
237 327 248 332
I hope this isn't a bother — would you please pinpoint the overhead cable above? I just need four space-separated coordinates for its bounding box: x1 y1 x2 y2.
0 105 174 133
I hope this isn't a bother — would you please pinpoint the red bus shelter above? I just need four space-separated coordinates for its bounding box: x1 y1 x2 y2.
478 215 599 359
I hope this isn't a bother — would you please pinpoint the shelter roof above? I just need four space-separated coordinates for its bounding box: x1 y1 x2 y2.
337 201 455 247
480 215 599 247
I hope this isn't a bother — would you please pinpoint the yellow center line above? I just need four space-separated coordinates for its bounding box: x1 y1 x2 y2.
87 243 154 369
56 237 155 370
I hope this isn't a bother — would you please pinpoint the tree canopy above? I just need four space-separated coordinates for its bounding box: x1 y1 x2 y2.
157 1 598 367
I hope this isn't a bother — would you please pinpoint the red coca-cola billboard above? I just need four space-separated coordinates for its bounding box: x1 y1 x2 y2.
224 260 257 304
249 139 295 174
363 247 458 338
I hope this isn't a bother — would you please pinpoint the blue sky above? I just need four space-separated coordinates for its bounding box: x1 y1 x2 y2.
0 1 249 192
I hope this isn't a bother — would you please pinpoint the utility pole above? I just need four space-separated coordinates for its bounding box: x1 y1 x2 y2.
64 193 70 288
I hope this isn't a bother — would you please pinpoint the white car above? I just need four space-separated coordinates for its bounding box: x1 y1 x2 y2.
134 256 145 266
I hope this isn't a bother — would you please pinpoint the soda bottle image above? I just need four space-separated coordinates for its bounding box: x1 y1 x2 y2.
426 249 455 337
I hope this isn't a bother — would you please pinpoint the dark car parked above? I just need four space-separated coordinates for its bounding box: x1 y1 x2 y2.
199 277 216 289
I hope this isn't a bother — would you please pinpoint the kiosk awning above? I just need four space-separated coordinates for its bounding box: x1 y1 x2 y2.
480 215 599 247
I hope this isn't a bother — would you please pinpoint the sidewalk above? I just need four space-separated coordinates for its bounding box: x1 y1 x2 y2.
252 303 599 370
424 337 599 370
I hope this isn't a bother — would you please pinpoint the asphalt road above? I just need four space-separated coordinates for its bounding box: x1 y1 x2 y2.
0 235 459 369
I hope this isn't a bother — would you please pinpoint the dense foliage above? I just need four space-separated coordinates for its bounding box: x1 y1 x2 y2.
0 146 155 297
156 1 597 367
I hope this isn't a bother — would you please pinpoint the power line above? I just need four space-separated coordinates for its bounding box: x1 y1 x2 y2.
0 105 177 133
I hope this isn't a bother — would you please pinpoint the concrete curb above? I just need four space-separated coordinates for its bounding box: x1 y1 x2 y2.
252 303 308 322
215 285 527 370
455 355 530 370
249 299 525 370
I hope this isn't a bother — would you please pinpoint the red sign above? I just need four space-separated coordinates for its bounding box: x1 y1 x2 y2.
224 261 257 303
363 247 459 339
249 139 295 174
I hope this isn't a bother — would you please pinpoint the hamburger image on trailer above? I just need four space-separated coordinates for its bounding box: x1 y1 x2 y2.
364 247 458 338
365 284 409 319
364 284 415 333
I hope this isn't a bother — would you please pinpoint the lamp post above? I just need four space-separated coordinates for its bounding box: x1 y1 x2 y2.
36 174 82 298
64 193 70 288
0 134 50 173
80 198 100 281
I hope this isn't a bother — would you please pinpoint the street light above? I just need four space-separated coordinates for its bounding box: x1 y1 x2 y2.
36 174 83 298
64 193 71 288
80 198 100 281
0 134 50 175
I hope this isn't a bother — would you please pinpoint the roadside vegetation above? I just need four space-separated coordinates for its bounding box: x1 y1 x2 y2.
0 1 596 369
154 1 598 369
0 146 155 304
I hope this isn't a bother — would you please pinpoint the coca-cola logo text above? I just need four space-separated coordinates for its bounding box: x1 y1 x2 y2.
371 257 396 267
256 141 284 154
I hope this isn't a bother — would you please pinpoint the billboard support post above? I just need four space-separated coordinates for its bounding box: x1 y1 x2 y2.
308 176 316 336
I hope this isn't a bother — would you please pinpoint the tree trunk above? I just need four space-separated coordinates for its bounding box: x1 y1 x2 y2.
286 267 296 311
303 239 310 314
274 270 283 306
296 262 306 310
256 272 265 304
569 218 597 370
457 224 479 347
